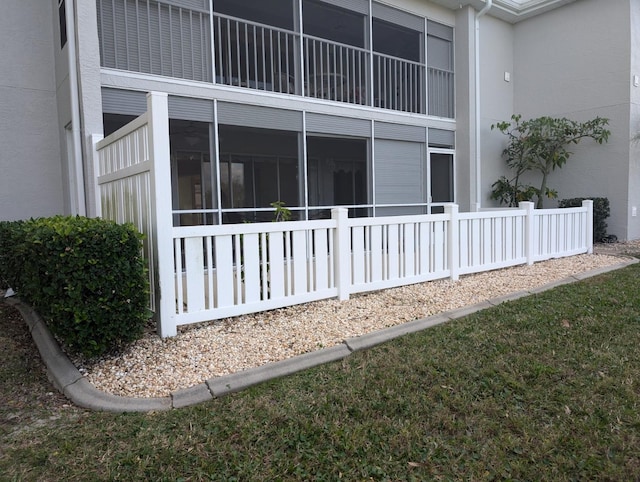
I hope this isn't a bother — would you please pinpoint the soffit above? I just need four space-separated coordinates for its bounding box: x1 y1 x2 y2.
428 0 579 23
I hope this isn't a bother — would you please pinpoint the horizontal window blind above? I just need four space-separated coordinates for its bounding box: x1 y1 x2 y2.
375 122 425 142
101 88 147 115
217 102 302 131
168 96 214 122
374 139 424 205
372 2 424 32
427 20 453 41
308 0 369 15
428 128 455 148
306 113 370 137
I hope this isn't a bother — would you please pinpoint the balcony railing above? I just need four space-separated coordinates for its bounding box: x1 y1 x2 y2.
214 14 298 94
97 1 454 118
428 67 455 118
373 53 425 114
304 36 369 106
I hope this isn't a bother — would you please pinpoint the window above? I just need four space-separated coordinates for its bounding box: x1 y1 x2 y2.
169 120 214 226
372 18 420 63
214 0 294 30
303 0 365 48
374 139 426 216
218 125 300 223
307 136 368 218
430 152 454 203
58 0 67 48
427 21 454 118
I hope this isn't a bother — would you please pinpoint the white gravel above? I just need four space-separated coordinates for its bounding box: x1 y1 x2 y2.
76 253 627 398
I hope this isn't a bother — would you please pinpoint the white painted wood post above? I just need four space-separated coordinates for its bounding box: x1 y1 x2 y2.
147 92 177 337
90 133 104 218
444 204 459 281
583 199 594 254
332 208 351 301
519 201 535 265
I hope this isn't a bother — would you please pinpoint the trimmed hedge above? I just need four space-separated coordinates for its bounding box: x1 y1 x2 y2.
558 197 610 243
0 216 149 357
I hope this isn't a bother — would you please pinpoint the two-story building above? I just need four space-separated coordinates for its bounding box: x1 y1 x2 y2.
2 0 640 240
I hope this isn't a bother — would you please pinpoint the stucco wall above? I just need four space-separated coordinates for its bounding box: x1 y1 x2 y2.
511 0 633 239
478 14 515 208
0 0 63 221
628 0 640 240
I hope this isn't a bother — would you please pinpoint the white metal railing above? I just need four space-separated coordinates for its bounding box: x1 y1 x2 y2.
428 67 455 118
166 201 593 332
373 53 425 114
97 1 454 117
214 13 298 94
304 36 369 105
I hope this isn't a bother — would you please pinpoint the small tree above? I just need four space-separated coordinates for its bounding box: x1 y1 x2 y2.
491 115 610 208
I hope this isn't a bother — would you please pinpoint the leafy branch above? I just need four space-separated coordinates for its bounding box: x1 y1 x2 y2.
491 115 610 208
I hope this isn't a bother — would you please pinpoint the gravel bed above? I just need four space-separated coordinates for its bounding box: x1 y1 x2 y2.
76 253 627 398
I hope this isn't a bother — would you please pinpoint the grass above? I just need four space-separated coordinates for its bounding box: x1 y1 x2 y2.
2 263 640 480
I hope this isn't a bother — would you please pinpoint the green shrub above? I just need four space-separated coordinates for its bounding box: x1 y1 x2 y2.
0 220 26 289
558 197 610 242
2 216 149 357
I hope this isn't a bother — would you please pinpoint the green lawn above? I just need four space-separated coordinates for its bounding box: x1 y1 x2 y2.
2 264 640 481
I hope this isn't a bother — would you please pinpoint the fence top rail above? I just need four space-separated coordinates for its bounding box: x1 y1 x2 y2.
347 213 449 227
172 219 337 238
534 206 588 215
458 210 526 221
96 113 149 151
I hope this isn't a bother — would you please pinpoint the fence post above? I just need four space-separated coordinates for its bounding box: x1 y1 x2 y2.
519 201 535 265
332 208 351 301
90 133 104 218
444 204 459 281
583 199 594 254
147 92 177 337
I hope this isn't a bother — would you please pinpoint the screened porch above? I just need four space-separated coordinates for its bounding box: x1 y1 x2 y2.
96 0 454 117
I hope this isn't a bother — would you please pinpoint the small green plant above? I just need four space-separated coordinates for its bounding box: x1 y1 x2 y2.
270 201 292 222
491 115 610 207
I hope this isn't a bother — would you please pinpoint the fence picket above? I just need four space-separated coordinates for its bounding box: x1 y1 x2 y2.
184 237 205 312
214 235 234 307
268 232 286 299
314 228 329 291
291 230 308 295
242 233 261 303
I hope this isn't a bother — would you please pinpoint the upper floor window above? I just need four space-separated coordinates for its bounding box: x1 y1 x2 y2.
58 0 67 48
427 20 453 72
303 0 365 48
214 0 294 30
372 18 421 63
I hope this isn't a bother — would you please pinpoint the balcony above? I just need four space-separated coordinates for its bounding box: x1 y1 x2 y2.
97 0 454 118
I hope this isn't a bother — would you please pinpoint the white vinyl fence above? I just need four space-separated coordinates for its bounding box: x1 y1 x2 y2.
94 92 593 337
169 202 593 335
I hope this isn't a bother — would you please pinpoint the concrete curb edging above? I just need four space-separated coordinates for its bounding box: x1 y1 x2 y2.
4 257 637 412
